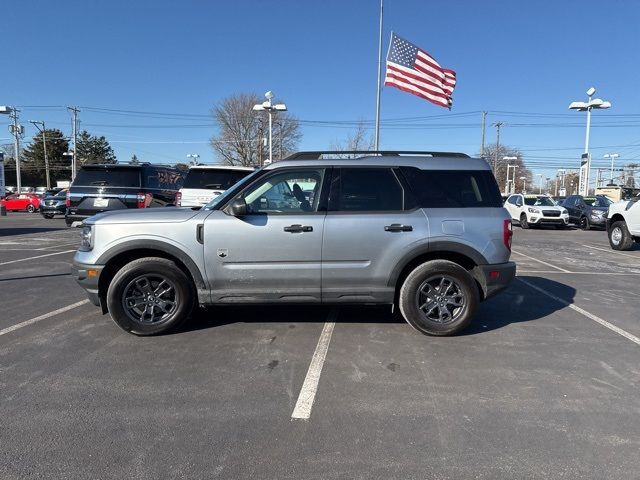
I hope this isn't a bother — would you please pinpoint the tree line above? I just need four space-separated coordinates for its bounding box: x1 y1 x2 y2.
1 130 116 186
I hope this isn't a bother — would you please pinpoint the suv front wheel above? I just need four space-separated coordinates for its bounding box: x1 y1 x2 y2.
106 257 194 335
399 260 479 336
609 220 635 251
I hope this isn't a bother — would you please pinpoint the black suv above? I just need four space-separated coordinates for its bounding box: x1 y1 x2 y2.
65 163 184 226
563 194 612 230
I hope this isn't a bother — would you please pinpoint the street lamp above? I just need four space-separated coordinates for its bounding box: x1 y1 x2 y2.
519 176 527 194
604 153 620 184
503 156 518 194
29 120 50 189
187 153 200 165
569 87 611 195
253 91 287 165
537 174 543 194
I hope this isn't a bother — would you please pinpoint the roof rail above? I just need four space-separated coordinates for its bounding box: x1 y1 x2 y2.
284 150 470 160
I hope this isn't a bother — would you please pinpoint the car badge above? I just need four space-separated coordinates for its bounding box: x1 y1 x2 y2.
217 249 228 258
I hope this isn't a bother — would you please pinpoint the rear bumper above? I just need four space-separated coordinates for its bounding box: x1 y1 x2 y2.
71 261 104 308
475 262 516 300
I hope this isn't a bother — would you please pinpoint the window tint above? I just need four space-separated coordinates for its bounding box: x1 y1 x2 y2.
333 168 404 212
507 196 518 205
400 168 502 208
524 196 555 206
241 169 324 214
74 168 141 188
144 168 183 190
183 169 251 190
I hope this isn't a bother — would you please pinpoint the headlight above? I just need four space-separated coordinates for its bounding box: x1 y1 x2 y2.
561 209 568 215
528 207 540 214
591 209 605 216
80 225 93 251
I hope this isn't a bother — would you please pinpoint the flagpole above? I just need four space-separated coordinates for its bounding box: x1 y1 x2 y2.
374 0 383 150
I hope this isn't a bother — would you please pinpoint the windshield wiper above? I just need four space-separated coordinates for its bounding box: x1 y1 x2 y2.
204 183 223 189
90 181 109 186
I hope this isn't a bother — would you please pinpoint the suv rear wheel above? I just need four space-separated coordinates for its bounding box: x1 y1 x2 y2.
106 257 194 335
609 220 634 251
399 260 479 336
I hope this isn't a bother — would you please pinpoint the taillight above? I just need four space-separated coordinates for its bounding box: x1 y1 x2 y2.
503 219 513 251
175 191 182 207
136 192 152 208
65 190 71 207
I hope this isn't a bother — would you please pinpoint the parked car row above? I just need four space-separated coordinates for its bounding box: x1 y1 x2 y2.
504 192 640 251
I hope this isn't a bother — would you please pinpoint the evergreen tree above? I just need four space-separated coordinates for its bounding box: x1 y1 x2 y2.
21 129 70 184
76 130 117 165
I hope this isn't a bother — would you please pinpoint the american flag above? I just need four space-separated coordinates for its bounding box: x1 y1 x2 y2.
384 33 457 109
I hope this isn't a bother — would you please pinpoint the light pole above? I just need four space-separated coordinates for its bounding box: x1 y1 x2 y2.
253 91 287 165
29 120 50 189
520 176 527 194
0 106 23 194
503 156 518 194
569 87 611 195
537 174 543 194
187 153 200 165
604 153 620 184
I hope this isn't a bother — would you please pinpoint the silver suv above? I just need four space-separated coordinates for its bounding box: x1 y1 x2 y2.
72 151 516 336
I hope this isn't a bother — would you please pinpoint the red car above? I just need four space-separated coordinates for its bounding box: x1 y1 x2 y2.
1 193 41 212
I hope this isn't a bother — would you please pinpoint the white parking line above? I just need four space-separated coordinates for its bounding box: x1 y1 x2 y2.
517 278 640 346
291 311 337 420
0 249 76 266
511 249 571 273
0 300 90 337
582 244 640 259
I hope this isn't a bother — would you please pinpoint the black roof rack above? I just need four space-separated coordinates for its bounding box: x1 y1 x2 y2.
284 150 470 160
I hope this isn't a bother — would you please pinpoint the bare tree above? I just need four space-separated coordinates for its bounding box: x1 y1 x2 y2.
480 144 532 194
210 93 301 166
331 121 374 158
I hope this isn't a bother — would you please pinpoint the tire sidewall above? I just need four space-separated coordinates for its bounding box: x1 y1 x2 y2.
399 260 479 336
520 213 529 229
107 258 194 335
609 221 633 251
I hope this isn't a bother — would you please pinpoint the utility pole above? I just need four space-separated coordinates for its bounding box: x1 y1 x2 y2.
9 108 23 193
492 121 504 172
67 106 80 180
29 120 50 189
480 111 487 158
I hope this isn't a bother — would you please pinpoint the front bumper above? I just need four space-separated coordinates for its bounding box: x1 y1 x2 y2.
474 262 517 300
529 216 569 225
72 260 104 308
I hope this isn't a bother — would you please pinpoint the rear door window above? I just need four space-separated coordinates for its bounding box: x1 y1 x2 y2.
73 168 141 188
332 168 405 212
400 168 503 208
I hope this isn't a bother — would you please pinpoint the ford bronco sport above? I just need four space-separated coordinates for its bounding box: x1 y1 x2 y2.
72 151 516 336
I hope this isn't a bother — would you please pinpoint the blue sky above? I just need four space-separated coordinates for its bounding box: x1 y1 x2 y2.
3 0 640 185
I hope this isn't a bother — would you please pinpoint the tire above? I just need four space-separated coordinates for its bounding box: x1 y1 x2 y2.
520 213 529 229
580 216 590 231
43 213 55 219
399 260 479 336
106 257 195 335
26 204 35 213
609 221 634 251
65 218 73 227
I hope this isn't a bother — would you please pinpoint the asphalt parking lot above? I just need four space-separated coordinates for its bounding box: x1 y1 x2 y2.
1 213 639 479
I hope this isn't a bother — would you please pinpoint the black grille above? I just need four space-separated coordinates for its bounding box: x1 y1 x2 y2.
542 210 560 217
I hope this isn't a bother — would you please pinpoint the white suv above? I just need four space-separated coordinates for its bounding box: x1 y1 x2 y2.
505 194 569 229
607 196 640 250
177 165 254 207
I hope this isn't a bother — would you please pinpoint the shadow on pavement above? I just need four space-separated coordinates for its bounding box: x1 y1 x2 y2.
181 276 574 336
463 276 576 335
0 227 67 237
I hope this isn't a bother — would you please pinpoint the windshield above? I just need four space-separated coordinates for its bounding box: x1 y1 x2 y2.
203 169 263 210
524 196 555 207
73 168 141 188
584 196 612 208
183 169 252 190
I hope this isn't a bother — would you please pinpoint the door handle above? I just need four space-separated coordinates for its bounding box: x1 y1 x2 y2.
384 224 413 232
284 224 313 233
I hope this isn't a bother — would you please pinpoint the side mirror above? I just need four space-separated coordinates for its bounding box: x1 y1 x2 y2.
226 197 247 217
516 201 523 207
